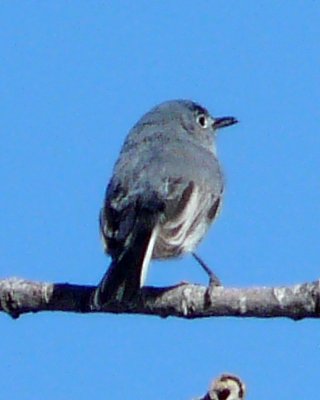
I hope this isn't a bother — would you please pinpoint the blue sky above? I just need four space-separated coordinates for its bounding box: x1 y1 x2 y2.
1 2 320 399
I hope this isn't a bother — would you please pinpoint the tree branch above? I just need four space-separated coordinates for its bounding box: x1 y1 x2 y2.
1 277 320 320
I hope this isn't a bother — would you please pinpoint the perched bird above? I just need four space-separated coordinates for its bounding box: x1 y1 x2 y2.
197 374 246 400
93 100 237 306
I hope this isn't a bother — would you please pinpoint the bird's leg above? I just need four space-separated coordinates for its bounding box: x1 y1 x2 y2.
192 252 222 287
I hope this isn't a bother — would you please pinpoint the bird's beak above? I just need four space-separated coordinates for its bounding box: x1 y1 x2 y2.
212 116 238 130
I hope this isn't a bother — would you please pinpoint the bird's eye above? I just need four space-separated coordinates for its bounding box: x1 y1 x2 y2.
196 114 208 128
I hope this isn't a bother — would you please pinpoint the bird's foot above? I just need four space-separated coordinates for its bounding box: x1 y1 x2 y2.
192 252 222 286
192 252 222 305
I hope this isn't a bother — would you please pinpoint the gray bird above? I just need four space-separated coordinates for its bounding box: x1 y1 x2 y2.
93 100 237 306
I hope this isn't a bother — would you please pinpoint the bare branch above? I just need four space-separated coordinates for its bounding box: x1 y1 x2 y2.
1 277 320 320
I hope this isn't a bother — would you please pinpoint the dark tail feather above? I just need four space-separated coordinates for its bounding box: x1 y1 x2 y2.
92 210 159 307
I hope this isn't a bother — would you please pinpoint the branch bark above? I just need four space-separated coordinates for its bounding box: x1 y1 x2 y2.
1 277 320 320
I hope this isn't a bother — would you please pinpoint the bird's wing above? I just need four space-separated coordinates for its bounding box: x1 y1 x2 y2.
94 182 164 305
154 178 222 258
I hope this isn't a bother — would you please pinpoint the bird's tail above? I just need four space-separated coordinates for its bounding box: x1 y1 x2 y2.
92 210 159 308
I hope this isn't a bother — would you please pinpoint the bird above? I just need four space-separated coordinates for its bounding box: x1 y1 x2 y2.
93 99 237 307
202 374 246 400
